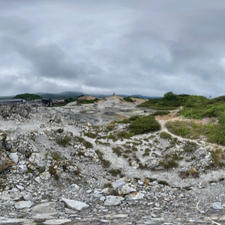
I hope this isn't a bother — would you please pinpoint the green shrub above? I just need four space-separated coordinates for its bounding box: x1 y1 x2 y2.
56 135 71 147
129 115 161 135
51 152 63 161
108 169 122 177
95 150 111 168
183 142 198 152
166 121 206 139
14 93 42 100
160 132 172 140
112 147 123 157
123 97 134 102
153 111 170 116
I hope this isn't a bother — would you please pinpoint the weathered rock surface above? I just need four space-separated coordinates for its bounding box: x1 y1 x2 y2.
61 198 89 211
0 100 225 225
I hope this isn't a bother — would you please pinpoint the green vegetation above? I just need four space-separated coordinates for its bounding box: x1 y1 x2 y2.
56 135 71 147
183 142 198 153
95 150 111 168
138 92 188 110
123 97 134 102
14 93 42 100
166 115 225 146
209 148 225 168
77 98 98 104
51 151 63 161
76 136 93 148
112 146 123 157
84 132 98 139
159 153 182 169
129 115 161 135
160 131 172 140
153 110 170 116
166 121 207 139
108 168 122 177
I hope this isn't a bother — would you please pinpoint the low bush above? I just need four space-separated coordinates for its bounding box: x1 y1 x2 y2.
56 135 71 147
160 132 172 140
129 115 161 135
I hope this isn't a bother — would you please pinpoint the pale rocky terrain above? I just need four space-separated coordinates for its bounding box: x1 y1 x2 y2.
0 96 225 225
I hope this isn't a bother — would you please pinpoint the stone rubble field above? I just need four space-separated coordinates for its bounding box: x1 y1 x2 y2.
0 96 225 225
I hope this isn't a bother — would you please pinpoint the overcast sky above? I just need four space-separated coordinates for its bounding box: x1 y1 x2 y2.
0 0 224 97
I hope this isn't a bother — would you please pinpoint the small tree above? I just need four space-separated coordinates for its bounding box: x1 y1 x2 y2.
164 92 177 101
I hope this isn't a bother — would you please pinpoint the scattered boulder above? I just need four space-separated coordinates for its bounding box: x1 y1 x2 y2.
61 198 89 211
15 201 33 210
104 196 124 206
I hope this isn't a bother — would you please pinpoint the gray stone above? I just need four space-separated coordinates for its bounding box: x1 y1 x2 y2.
9 153 19 164
61 198 89 211
104 196 124 206
112 179 126 189
43 219 71 225
118 183 136 195
126 191 145 200
15 200 33 209
31 202 57 214
212 202 223 210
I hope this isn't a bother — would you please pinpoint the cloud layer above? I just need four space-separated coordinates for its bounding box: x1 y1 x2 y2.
0 0 224 97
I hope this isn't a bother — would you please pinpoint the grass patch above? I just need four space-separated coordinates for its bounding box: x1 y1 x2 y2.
51 152 63 161
209 148 225 168
128 115 161 135
166 121 207 139
76 136 93 148
167 118 225 146
108 169 122 177
183 141 198 153
56 135 71 147
123 97 135 102
77 98 98 104
153 110 170 116
160 131 172 140
95 150 111 168
112 147 123 157
84 132 98 139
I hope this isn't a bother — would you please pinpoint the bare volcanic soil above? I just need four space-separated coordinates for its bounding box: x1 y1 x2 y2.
0 97 225 225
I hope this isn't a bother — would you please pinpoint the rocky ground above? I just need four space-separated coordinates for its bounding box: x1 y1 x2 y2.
0 96 225 225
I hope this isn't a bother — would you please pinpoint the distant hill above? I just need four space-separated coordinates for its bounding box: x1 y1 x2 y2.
36 91 83 100
0 92 155 100
14 93 42 101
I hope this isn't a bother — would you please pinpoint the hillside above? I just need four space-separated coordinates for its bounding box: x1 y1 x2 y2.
0 94 225 225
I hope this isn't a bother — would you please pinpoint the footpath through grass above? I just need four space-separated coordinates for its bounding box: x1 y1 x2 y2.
139 92 225 146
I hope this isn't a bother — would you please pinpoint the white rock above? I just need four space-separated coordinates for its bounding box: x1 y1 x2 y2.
70 184 80 190
118 183 136 195
0 218 29 224
112 179 126 189
31 202 57 214
18 164 27 173
212 202 223 210
29 153 46 167
61 198 89 211
9 153 19 164
126 192 145 200
43 219 71 225
22 192 32 201
15 201 33 209
40 171 51 180
104 196 124 206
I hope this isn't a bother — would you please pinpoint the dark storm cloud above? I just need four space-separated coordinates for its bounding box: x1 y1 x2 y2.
0 0 224 96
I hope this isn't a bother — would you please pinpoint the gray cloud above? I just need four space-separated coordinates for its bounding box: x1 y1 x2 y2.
0 0 224 97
